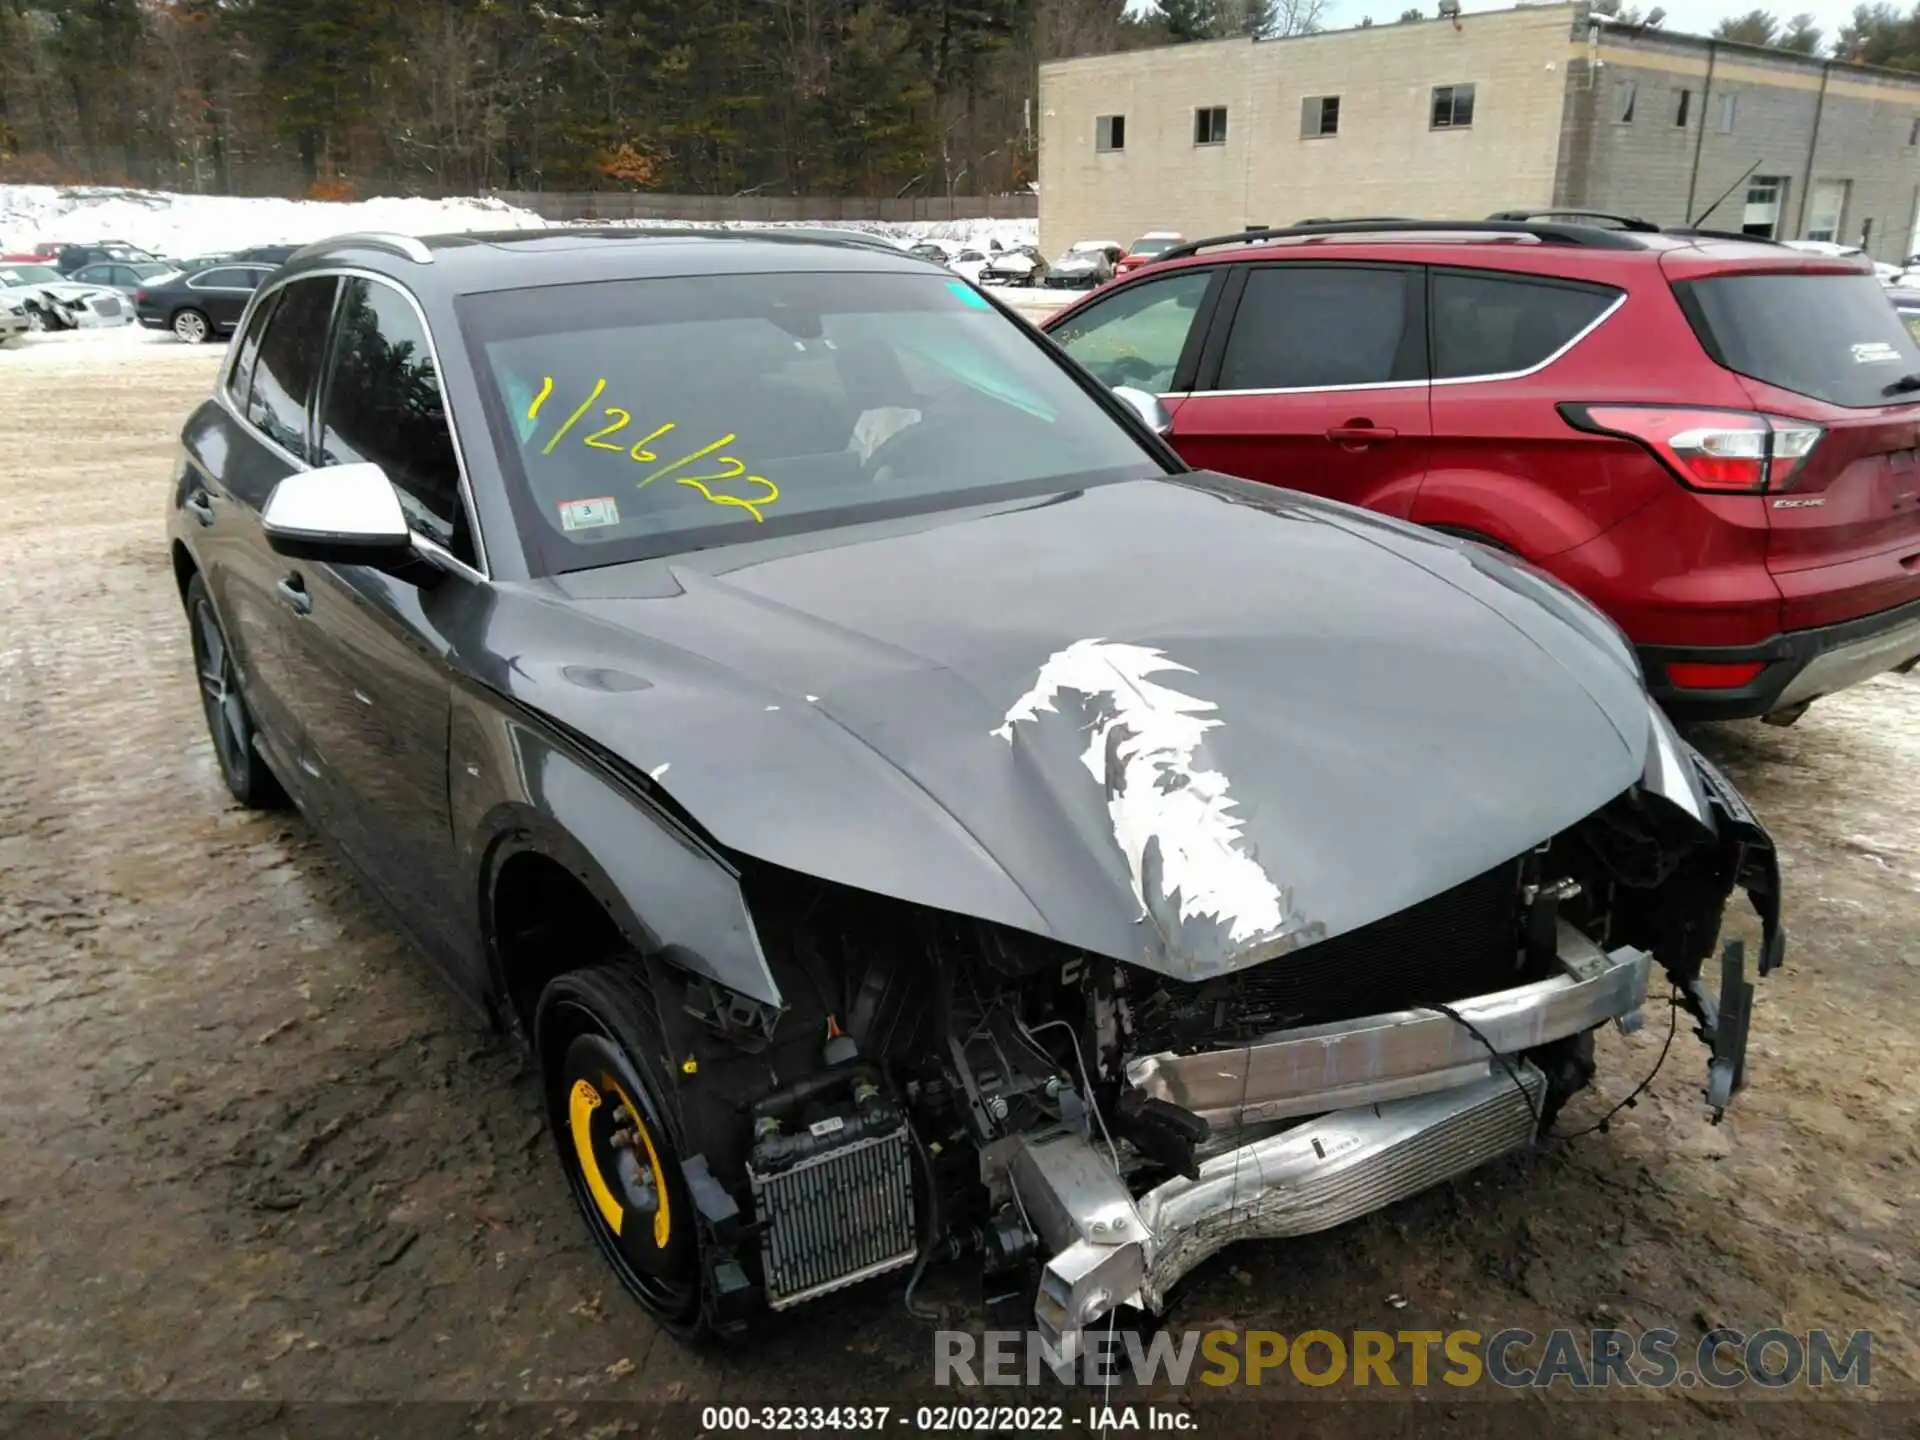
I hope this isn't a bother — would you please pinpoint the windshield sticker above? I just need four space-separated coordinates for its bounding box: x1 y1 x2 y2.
524 374 782 523
1851 341 1901 365
559 496 621 531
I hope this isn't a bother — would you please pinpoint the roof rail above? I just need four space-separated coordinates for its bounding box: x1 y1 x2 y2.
1485 208 1661 233
1291 215 1417 226
301 231 435 264
1152 219 1650 264
561 222 909 255
1660 225 1791 248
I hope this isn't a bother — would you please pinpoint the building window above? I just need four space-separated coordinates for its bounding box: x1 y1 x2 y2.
1431 84 1475 130
1806 179 1850 243
1096 114 1125 152
1716 91 1737 133
1742 174 1788 239
1613 78 1637 123
1301 95 1340 137
1195 105 1228 145
1675 88 1690 127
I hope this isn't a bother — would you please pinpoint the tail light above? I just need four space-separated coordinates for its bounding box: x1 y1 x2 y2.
1559 404 1822 493
134 288 147 304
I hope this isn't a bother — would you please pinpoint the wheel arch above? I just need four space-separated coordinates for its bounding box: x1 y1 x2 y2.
466 742 781 1053
479 812 662 1045
170 539 200 606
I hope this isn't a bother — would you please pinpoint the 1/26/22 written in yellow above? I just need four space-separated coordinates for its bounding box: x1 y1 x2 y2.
527 375 781 523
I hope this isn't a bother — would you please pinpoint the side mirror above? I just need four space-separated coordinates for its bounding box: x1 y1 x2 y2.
261 463 419 573
1112 384 1173 437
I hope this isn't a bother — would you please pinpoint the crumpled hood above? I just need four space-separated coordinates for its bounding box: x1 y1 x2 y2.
499 476 1654 982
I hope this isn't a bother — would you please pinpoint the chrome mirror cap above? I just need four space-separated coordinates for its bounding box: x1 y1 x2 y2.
261 463 413 564
1112 384 1173 437
263 463 408 546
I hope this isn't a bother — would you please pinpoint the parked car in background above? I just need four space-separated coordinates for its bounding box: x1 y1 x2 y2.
907 240 953 264
1044 215 1920 724
1046 240 1123 290
1887 286 1920 343
167 252 237 274
168 225 1779 1350
230 243 302 266
1115 231 1185 278
979 244 1049 286
46 240 163 274
947 248 990 284
0 261 134 330
134 262 278 343
69 260 181 296
0 297 28 347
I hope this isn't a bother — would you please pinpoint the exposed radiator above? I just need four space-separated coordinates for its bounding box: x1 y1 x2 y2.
748 1125 918 1310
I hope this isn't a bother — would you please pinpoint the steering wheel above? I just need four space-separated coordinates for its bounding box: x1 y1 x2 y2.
861 408 986 483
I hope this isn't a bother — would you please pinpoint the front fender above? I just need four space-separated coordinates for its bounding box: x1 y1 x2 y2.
451 686 781 1009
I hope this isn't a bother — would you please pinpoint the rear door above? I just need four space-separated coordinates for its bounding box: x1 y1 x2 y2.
1670 264 1920 629
1167 263 1430 516
223 275 341 783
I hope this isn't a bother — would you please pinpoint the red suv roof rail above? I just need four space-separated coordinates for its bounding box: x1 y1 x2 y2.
1152 219 1652 264
1484 208 1662 233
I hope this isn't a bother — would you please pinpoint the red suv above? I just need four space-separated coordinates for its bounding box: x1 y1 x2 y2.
1041 215 1920 722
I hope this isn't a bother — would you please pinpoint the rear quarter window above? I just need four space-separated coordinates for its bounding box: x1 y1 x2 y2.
1674 272 1920 408
1431 270 1620 379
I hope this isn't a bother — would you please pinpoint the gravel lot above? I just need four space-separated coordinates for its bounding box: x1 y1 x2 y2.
0 330 1914 1430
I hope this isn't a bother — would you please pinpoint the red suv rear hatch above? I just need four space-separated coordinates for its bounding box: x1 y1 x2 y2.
1664 253 1920 631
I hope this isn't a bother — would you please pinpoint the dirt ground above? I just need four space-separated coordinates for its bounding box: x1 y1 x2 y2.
0 331 1915 1432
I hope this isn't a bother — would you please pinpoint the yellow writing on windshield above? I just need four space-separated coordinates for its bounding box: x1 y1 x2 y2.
528 376 780 523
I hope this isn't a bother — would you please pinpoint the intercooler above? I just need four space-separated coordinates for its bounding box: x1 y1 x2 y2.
748 1125 918 1310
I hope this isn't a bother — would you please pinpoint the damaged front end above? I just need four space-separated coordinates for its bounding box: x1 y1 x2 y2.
642 732 1781 1345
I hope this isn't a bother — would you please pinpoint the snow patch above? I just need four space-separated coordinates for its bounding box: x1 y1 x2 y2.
0 184 1034 261
993 638 1289 946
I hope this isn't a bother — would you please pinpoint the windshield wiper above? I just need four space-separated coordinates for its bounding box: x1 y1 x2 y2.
1883 373 1920 396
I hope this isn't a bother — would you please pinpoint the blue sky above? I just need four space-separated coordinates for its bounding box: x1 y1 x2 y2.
1123 0 1867 49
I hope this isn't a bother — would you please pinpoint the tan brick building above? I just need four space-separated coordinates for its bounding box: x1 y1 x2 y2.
1038 3 1920 263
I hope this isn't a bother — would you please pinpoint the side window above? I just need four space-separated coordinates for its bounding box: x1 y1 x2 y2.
317 278 474 566
195 267 249 289
1430 271 1618 380
246 277 338 461
226 287 281 408
1049 269 1215 393
75 265 109 283
1215 266 1419 391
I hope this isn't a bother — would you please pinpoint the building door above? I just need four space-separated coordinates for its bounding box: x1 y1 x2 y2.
1805 180 1850 243
1743 176 1789 239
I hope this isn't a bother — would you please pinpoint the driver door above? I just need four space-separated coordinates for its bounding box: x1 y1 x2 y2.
1045 267 1225 418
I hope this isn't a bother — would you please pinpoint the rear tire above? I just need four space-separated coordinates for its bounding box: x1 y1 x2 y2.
185 574 288 809
538 962 712 1341
172 308 211 344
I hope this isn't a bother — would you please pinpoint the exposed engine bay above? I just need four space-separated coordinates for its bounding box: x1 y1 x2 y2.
640 761 1783 1343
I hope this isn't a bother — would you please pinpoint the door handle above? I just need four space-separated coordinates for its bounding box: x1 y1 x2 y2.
1326 421 1398 447
183 492 215 526
276 574 313 616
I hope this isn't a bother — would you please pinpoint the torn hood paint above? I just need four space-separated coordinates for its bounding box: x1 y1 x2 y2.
485 474 1655 982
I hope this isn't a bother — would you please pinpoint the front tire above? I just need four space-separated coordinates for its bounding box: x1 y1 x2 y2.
172 308 211 344
538 963 710 1340
185 574 287 809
